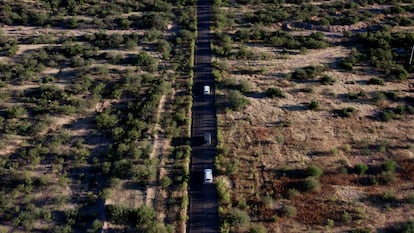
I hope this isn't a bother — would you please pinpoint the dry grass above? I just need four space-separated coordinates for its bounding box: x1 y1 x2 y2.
217 2 414 232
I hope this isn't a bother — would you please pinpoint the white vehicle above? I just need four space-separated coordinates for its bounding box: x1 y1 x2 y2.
203 85 210 95
204 169 213 184
204 133 211 144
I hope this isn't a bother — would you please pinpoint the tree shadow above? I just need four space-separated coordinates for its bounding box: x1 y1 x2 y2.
275 168 307 179
359 192 402 209
306 151 333 157
282 104 308 111
122 180 146 191
244 91 266 99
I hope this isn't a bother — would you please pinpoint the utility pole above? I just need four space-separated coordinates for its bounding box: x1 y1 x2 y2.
409 44 414 65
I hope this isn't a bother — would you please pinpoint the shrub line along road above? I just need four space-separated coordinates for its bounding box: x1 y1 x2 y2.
188 0 219 232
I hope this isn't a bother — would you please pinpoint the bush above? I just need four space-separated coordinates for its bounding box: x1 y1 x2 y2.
379 171 396 185
266 87 284 98
286 188 300 199
95 112 118 129
402 220 414 233
87 219 103 233
407 193 414 204
135 52 158 72
6 106 27 119
144 222 170 233
291 66 326 80
306 165 323 177
387 65 409 81
106 204 156 226
341 107 356 117
239 80 251 93
303 177 321 192
227 90 250 111
282 205 297 217
229 208 250 228
250 224 267 233
382 159 397 172
308 100 319 110
368 77 385 85
381 110 395 122
351 229 371 233
160 176 172 188
354 163 368 175
339 59 353 70
320 75 336 85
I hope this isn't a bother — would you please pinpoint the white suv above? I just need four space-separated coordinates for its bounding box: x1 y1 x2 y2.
203 85 210 95
204 169 213 184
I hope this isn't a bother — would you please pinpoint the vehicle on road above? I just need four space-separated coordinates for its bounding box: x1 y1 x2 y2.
203 85 210 95
204 133 211 144
204 169 213 183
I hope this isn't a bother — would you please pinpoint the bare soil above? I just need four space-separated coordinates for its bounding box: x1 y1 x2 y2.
216 2 414 231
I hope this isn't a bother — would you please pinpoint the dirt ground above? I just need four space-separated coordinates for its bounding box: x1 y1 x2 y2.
217 13 414 231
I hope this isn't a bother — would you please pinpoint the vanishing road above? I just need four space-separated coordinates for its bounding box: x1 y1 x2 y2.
187 0 218 232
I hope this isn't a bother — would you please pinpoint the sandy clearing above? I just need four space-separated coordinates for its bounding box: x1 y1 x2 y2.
15 44 54 56
2 25 146 38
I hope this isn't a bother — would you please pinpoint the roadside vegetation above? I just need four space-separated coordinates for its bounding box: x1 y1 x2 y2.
0 0 196 232
213 0 414 232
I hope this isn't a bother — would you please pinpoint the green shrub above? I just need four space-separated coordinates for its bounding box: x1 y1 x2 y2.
229 208 250 228
402 220 414 233
351 229 371 233
306 165 323 177
320 75 336 85
407 193 414 204
216 179 231 205
354 163 368 175
342 211 352 223
160 176 172 188
95 112 118 129
379 171 396 185
382 159 397 172
372 92 386 103
291 66 326 80
266 87 284 98
250 224 267 233
53 225 72 233
308 100 319 110
339 59 353 70
282 205 297 217
407 105 414 114
304 177 321 192
386 65 408 81
135 52 158 72
87 219 103 233
381 110 395 122
394 105 406 115
384 91 399 101
227 90 250 111
341 107 356 117
368 77 384 85
6 106 27 119
286 188 300 199
239 80 251 93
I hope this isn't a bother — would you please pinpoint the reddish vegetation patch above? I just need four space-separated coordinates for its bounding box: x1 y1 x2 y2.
293 190 352 225
252 127 271 143
321 172 355 186
398 159 414 182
